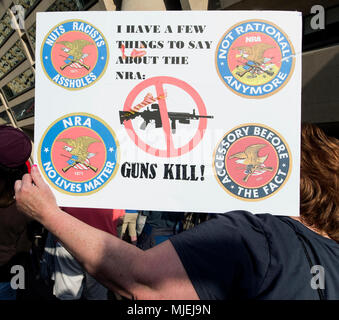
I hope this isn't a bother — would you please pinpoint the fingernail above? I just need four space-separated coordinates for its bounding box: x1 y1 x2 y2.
32 164 37 170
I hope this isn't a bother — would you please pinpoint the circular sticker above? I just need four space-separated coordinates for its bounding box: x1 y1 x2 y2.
216 19 295 98
123 76 210 157
41 19 109 90
213 124 291 201
38 113 119 195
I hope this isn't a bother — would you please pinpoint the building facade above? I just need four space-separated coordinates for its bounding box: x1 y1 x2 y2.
0 0 117 140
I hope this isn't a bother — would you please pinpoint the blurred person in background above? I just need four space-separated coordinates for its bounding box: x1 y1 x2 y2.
47 207 125 300
137 211 184 250
0 125 32 300
119 210 139 245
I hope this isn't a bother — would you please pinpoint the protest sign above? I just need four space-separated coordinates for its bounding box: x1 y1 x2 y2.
35 11 302 215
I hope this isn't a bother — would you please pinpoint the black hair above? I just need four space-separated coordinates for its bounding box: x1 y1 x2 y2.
0 163 28 207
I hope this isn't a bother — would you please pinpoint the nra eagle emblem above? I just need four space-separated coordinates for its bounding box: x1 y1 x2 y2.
38 113 119 195
213 124 291 201
41 20 108 90
57 136 101 173
216 19 295 98
229 144 274 183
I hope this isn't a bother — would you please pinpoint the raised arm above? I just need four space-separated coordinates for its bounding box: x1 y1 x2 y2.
14 166 198 300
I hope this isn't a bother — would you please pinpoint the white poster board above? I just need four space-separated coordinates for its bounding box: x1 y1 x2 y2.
35 11 302 215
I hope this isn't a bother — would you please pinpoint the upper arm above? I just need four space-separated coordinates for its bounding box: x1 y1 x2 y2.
135 240 199 300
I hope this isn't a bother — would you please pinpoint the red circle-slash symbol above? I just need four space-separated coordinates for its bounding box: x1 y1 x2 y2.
123 76 208 158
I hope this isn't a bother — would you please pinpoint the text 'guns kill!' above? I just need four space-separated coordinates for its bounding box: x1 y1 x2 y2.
119 104 214 133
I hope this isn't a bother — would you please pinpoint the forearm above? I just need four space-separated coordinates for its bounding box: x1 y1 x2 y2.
40 207 150 299
15 167 198 300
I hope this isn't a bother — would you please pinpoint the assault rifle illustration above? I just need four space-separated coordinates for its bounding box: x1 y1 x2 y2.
236 61 274 78
119 104 213 133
